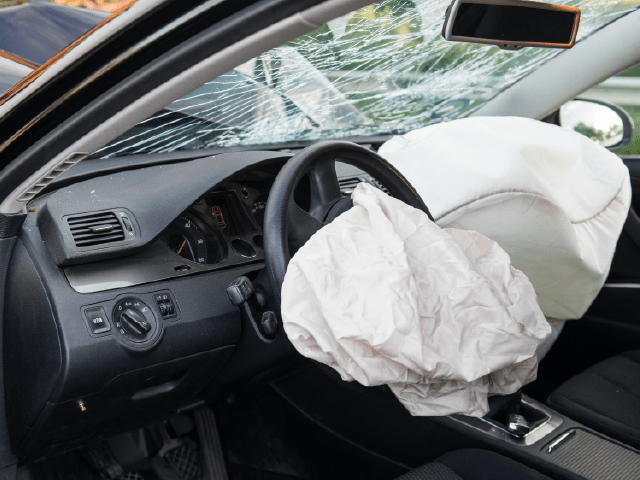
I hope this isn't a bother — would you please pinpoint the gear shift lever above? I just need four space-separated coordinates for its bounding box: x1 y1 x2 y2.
506 413 531 436
504 390 530 435
486 389 531 436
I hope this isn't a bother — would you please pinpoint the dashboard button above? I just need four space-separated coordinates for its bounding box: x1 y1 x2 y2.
155 292 177 318
84 307 111 334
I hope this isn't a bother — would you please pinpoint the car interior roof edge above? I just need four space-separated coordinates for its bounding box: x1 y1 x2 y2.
0 0 163 116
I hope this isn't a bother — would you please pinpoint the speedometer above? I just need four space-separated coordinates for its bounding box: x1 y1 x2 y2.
161 214 209 264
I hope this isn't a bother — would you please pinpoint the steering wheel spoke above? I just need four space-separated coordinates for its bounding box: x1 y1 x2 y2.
287 202 323 255
307 158 344 222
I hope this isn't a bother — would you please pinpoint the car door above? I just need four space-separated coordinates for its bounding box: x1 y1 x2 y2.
536 69 640 395
0 0 337 474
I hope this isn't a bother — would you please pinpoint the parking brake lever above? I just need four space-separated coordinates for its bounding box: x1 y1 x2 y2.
227 276 278 340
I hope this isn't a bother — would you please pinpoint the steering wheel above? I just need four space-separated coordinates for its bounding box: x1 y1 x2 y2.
263 140 432 302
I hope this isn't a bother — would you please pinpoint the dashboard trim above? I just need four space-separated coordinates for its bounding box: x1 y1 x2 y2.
65 240 265 294
34 151 290 267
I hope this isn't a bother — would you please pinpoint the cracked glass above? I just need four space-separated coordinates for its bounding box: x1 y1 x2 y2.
92 0 640 158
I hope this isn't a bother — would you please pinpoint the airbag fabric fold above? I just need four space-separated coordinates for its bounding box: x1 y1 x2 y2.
378 117 632 320
282 183 551 416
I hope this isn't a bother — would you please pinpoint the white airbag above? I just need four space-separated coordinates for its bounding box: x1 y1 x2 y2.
282 183 551 417
378 116 632 320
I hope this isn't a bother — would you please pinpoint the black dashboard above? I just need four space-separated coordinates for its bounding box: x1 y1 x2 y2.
63 163 283 295
3 149 380 462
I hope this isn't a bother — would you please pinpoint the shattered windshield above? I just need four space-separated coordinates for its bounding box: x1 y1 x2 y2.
93 0 640 158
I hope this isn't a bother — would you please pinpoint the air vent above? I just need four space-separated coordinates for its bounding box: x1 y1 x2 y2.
339 175 390 196
369 178 390 195
338 176 361 195
67 212 125 247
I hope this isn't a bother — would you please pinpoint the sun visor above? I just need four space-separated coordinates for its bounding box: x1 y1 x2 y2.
282 183 551 417
379 116 632 320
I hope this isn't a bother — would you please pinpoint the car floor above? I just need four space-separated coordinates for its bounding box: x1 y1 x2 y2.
17 379 408 480
18 452 102 480
215 384 408 480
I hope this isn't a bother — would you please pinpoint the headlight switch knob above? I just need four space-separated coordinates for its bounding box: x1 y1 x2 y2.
121 308 151 335
112 298 156 343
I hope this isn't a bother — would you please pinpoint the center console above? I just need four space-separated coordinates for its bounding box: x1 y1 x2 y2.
443 395 640 479
452 396 563 447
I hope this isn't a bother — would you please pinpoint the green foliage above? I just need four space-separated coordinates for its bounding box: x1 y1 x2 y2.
617 64 640 78
613 105 640 154
574 121 622 143
284 22 336 69
285 0 425 72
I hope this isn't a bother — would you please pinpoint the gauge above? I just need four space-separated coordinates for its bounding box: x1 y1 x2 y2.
251 196 268 229
161 215 209 264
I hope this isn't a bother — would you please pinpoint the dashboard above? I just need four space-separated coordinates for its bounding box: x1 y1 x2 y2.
4 150 378 462
63 166 282 294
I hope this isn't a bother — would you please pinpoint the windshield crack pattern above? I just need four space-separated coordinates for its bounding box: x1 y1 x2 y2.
93 0 640 158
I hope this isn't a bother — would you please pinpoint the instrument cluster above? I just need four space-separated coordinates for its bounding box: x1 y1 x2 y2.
159 178 272 266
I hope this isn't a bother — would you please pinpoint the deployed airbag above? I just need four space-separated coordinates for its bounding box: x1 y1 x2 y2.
282 183 551 417
378 116 631 320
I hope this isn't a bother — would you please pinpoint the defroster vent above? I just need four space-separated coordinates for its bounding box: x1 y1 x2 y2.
67 212 125 247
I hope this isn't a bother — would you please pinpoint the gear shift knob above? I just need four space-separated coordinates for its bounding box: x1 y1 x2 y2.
507 413 531 436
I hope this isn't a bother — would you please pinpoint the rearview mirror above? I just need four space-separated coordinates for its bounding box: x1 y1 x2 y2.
559 99 634 150
442 0 581 50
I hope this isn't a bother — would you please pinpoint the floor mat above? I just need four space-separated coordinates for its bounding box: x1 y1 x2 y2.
227 465 303 480
215 384 407 480
24 451 102 480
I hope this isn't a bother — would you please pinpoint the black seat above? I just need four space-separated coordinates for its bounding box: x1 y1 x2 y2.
396 449 551 480
547 349 640 449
